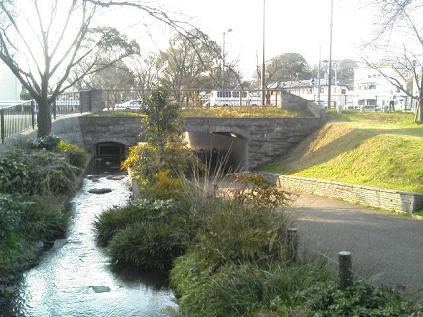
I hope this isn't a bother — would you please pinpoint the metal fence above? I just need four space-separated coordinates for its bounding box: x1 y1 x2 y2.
102 88 302 110
0 92 82 144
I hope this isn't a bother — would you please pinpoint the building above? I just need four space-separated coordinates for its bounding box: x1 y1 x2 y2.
0 61 21 103
269 80 353 109
353 64 414 111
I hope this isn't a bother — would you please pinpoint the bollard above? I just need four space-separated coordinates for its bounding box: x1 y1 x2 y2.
287 228 298 262
338 251 353 289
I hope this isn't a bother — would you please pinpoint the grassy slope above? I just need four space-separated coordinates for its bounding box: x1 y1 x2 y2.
260 111 423 193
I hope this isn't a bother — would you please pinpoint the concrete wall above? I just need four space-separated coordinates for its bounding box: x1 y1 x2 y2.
185 117 322 169
78 116 143 148
13 115 322 172
270 174 423 213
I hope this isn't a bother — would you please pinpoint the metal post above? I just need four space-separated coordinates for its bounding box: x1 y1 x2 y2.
287 228 298 262
328 0 334 111
239 90 242 106
31 100 35 129
0 108 4 144
261 0 266 106
338 251 353 289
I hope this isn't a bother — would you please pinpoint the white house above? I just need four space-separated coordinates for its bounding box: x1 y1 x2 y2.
353 64 414 111
269 80 353 109
0 61 21 103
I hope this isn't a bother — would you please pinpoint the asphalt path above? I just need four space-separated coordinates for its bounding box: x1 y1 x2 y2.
292 193 423 293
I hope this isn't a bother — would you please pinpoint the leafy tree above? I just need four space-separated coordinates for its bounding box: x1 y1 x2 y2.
142 87 184 148
257 52 311 86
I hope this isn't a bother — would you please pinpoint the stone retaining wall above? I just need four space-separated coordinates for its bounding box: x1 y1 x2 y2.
267 174 423 213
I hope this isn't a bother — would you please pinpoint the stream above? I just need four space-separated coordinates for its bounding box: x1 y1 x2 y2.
7 172 177 317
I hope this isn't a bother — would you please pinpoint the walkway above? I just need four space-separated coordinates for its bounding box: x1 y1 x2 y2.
292 193 423 292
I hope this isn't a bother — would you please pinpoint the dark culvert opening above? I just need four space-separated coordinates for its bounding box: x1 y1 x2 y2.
186 131 248 173
94 142 127 171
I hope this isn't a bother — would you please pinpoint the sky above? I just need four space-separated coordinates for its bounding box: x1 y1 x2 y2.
98 0 378 79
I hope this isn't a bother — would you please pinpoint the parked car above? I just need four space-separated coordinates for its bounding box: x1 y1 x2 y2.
114 100 145 110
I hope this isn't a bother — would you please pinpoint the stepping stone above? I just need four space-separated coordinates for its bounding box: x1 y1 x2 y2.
106 175 125 180
89 286 111 293
88 188 112 194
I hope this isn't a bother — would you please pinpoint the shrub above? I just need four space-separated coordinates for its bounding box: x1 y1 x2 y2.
0 150 32 194
0 149 78 196
33 135 61 151
93 199 173 246
193 199 292 268
108 221 186 272
0 194 23 240
57 140 88 169
303 279 422 316
142 170 188 203
122 143 192 185
20 198 67 242
230 173 292 210
30 150 76 195
171 260 330 317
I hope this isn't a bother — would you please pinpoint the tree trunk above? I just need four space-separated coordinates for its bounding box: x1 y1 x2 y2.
415 75 423 124
37 97 52 137
415 98 423 123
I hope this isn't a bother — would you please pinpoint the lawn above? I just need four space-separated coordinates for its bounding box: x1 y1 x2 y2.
260 110 423 193
89 106 310 118
181 106 311 118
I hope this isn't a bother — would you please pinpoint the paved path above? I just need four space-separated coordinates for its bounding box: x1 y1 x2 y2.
292 193 423 293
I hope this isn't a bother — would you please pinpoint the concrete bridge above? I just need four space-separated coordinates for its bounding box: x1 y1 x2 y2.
48 114 322 170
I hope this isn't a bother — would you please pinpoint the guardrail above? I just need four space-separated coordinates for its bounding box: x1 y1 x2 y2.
0 92 82 143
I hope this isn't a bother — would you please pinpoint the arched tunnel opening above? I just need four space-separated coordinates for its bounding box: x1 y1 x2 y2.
185 131 248 173
94 142 128 172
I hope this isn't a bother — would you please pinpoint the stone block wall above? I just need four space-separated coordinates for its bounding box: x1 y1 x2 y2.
78 116 143 147
185 117 322 169
273 174 423 213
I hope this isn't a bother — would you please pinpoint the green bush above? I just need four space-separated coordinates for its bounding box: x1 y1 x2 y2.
171 260 329 317
194 200 291 268
0 150 32 194
29 150 76 195
0 194 23 240
0 148 78 196
33 135 61 151
57 140 88 169
93 199 173 246
20 198 67 242
303 280 422 316
108 221 186 272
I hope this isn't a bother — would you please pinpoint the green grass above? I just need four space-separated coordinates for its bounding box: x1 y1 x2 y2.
89 106 310 118
260 110 423 193
181 106 311 118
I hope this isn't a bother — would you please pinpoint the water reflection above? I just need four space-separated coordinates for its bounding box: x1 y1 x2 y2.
9 172 176 317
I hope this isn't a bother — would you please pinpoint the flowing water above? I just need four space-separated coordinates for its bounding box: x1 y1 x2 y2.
8 173 177 317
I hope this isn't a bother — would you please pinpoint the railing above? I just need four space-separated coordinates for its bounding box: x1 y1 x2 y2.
102 88 315 109
0 92 82 144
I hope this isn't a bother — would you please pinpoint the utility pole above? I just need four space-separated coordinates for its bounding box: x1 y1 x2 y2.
328 0 334 111
317 46 322 108
261 0 266 106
